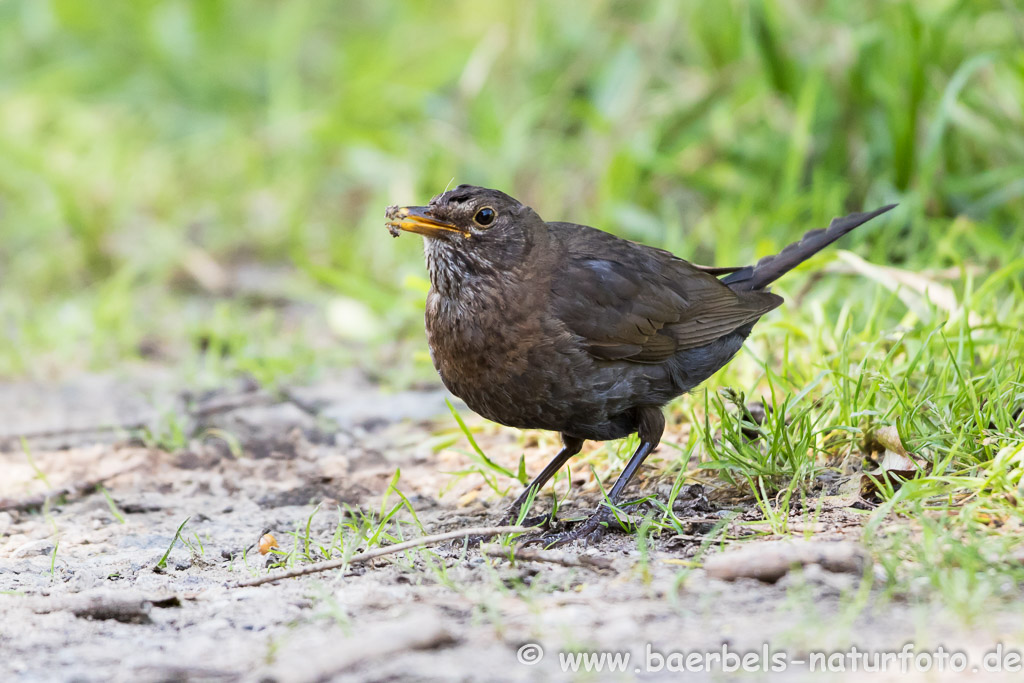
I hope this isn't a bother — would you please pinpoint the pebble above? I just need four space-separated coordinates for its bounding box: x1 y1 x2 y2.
0 511 13 534
11 538 56 558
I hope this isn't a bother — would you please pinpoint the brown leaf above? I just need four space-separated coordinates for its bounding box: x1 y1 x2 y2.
873 425 911 457
860 448 928 501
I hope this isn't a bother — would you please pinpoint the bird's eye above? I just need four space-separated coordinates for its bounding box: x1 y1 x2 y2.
473 207 496 227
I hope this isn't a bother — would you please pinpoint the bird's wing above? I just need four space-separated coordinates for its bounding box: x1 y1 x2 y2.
548 223 781 363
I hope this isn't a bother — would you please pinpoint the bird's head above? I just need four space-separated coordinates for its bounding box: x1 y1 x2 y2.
386 185 544 289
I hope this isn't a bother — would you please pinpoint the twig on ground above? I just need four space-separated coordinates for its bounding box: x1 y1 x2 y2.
479 543 613 570
671 533 737 544
188 389 275 418
705 540 868 583
1 388 271 446
233 525 533 587
0 463 143 513
25 590 156 623
0 423 147 445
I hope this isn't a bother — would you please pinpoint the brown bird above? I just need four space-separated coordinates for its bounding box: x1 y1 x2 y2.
386 186 894 545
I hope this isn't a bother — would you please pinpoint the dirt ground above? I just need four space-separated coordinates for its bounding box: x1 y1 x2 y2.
2 371 1023 682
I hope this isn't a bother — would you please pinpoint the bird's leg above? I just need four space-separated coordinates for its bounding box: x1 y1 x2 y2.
452 436 583 550
526 407 665 547
501 435 583 528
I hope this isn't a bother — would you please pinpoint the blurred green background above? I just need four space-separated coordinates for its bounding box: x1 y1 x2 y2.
1 0 1022 384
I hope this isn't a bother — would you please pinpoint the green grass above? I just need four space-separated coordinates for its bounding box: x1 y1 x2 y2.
2 0 1022 380
2 0 1024 618
154 515 192 571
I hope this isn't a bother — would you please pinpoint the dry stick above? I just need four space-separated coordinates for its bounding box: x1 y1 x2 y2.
671 532 737 544
26 592 154 624
2 389 271 444
0 463 144 513
0 422 148 442
233 525 534 588
189 390 274 418
479 543 614 570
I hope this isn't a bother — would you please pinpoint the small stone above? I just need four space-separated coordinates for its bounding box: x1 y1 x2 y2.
11 538 56 558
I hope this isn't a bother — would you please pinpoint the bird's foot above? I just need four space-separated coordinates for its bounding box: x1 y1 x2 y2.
518 506 630 548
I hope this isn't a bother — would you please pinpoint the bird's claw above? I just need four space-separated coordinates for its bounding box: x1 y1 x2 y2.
516 506 630 548
458 505 628 550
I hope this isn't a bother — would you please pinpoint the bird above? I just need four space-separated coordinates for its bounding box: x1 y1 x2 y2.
386 185 895 546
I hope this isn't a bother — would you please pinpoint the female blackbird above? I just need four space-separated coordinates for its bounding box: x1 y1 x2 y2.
386 186 894 545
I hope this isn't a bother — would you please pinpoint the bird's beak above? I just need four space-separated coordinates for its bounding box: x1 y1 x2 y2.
385 206 470 239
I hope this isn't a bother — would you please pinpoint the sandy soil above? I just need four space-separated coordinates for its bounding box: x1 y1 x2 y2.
2 372 1023 682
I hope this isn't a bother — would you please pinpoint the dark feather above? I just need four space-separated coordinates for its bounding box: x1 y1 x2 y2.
549 222 782 363
721 205 897 291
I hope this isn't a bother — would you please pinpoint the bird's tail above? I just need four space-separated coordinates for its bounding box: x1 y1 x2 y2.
720 204 897 292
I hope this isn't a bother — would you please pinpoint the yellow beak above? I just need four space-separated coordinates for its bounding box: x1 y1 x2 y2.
385 206 470 239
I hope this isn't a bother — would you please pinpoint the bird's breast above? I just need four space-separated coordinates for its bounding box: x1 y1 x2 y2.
424 286 576 430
